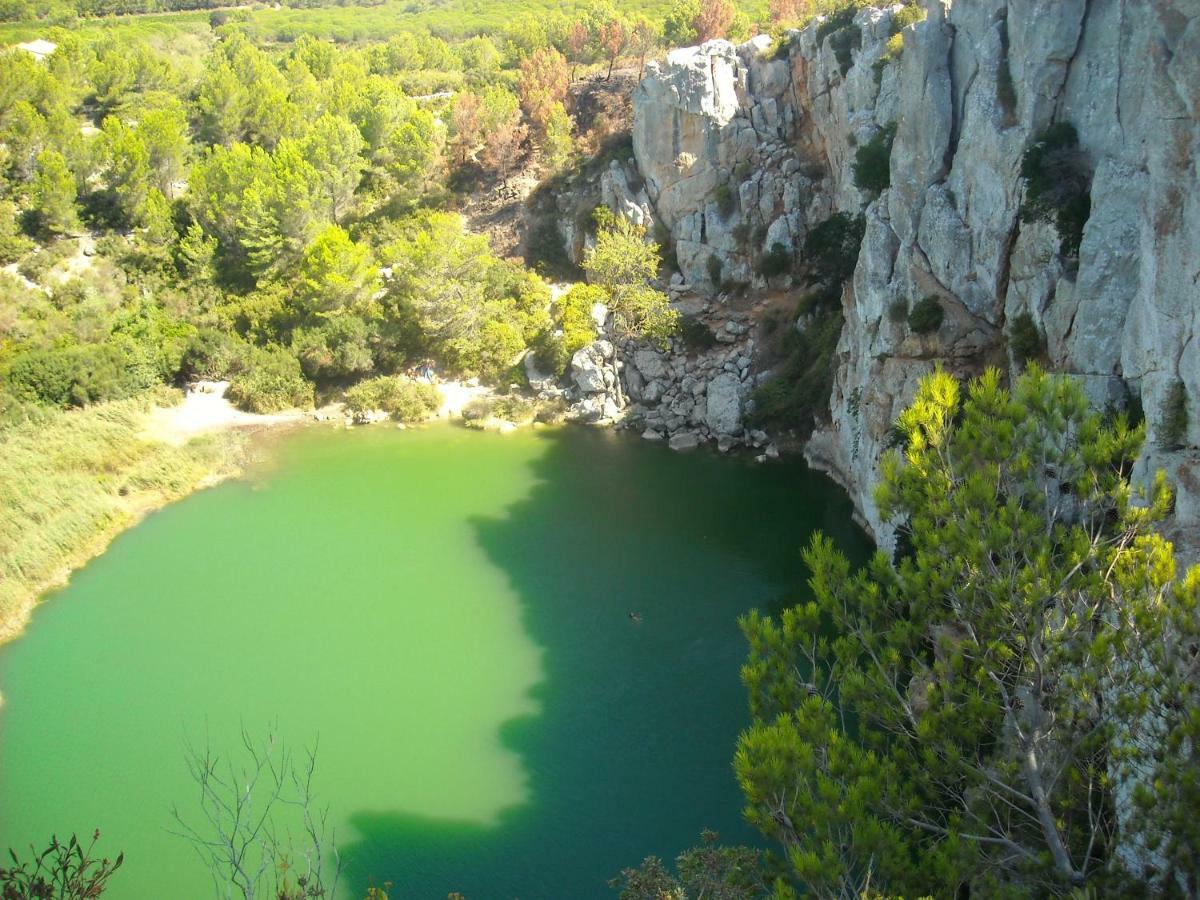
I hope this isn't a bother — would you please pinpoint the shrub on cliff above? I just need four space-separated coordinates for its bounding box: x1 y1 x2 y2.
713 183 736 220
803 212 865 289
758 242 792 278
890 2 924 32
535 283 603 376
852 122 896 194
706 253 723 286
738 366 1200 895
906 294 943 334
1159 378 1189 450
583 212 678 347
1020 122 1092 257
1008 311 1045 368
746 307 843 433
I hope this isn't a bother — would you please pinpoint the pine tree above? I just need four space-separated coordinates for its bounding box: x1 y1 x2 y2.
737 366 1200 896
297 225 380 317
31 149 77 234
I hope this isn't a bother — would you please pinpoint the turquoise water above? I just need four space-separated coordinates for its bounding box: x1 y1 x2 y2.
0 424 869 897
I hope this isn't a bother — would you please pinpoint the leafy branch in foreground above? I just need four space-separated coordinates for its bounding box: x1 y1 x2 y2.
610 829 768 900
1 831 123 899
737 365 1200 897
171 726 341 900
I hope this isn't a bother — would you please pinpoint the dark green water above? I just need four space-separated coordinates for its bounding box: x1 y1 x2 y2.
0 424 869 898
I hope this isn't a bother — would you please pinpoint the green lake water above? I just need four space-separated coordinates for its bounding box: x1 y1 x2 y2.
0 424 870 898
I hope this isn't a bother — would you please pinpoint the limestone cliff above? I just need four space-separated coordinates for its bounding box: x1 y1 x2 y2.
630 1 1200 555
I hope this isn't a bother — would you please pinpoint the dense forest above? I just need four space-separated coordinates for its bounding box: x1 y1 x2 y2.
0 10 663 420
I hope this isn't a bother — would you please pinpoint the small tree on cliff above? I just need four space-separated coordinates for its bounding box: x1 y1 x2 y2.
583 208 678 346
737 366 1200 897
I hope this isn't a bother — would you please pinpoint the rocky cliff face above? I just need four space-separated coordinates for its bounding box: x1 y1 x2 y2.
630 1 1200 556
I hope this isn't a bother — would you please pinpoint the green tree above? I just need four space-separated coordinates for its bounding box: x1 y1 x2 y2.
190 139 325 280
31 148 77 234
382 212 546 380
2 100 49 183
458 35 501 76
542 102 575 173
477 86 526 181
663 0 700 46
737 366 1200 896
194 56 250 146
137 106 189 194
98 115 151 225
297 224 380 317
176 221 218 282
140 187 175 245
583 211 678 345
300 113 366 224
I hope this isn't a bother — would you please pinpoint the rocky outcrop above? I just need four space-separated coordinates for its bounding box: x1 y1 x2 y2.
630 2 1200 558
563 307 771 454
634 36 829 292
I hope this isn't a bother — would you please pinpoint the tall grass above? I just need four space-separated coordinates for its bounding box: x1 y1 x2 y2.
0 390 244 644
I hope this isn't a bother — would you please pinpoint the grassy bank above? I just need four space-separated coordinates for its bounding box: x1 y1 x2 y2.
0 391 247 648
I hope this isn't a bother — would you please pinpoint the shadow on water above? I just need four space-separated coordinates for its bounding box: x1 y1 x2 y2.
338 427 873 899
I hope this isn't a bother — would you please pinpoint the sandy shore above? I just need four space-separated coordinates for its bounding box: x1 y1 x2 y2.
142 381 306 446
436 380 492 419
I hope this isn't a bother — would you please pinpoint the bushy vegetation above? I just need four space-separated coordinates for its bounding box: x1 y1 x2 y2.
342 375 441 422
1020 122 1092 257
6 343 146 408
706 252 724 286
462 392 566 428
226 346 314 413
748 210 864 433
678 315 716 351
583 208 678 347
746 307 843 433
550 283 604 372
906 293 943 334
738 366 1200 896
1159 378 1189 449
852 121 895 194
890 2 923 31
712 182 735 220
802 211 865 289
610 830 766 899
1007 310 1044 367
758 241 791 278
